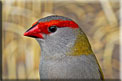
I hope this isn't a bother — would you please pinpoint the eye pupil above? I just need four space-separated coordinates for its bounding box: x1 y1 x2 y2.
48 26 57 33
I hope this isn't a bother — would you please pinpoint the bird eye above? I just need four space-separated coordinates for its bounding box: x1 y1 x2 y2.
48 25 57 33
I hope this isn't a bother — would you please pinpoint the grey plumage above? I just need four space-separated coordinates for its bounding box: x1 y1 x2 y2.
38 15 72 22
39 54 101 79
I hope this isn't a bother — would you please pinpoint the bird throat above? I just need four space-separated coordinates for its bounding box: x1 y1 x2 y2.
67 30 93 56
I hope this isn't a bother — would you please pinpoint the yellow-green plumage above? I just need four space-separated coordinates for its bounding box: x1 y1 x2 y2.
68 29 93 56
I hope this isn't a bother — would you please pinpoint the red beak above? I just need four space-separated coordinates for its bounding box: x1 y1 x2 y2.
24 24 44 39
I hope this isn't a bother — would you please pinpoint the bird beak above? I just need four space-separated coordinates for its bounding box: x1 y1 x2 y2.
24 24 44 39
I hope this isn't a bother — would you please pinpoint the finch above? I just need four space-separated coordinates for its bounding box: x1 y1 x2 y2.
24 15 104 80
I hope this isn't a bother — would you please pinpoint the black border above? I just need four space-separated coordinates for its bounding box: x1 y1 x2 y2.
0 1 2 81
1 79 121 81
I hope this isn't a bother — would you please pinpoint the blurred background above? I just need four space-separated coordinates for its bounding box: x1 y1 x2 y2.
2 0 120 79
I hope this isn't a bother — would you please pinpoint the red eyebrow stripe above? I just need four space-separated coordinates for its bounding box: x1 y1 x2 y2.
38 20 79 28
31 20 79 34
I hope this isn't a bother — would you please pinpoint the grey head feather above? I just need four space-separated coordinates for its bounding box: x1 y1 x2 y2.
38 15 72 22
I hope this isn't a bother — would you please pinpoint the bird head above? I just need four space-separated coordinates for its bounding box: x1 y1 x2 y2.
24 15 92 58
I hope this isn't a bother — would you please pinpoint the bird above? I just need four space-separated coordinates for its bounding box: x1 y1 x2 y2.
24 15 104 80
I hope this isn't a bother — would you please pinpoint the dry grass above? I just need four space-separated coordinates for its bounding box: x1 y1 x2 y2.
2 0 120 79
